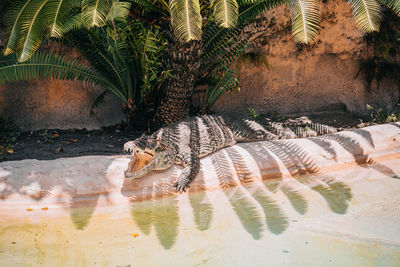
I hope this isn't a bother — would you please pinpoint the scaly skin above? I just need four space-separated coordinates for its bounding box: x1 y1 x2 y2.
124 115 337 192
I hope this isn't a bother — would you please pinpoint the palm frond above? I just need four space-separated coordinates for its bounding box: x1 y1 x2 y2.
237 0 284 25
0 52 124 100
18 0 49 62
106 1 132 23
90 90 110 115
43 0 74 38
212 0 239 28
236 50 271 80
81 0 113 27
347 0 381 32
61 13 84 33
130 0 168 13
379 0 400 15
3 0 33 56
288 0 321 44
169 0 202 41
204 67 238 109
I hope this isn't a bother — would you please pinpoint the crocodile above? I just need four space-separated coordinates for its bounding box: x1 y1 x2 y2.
124 115 337 192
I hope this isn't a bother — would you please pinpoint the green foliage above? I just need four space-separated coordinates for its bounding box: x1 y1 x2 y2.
367 104 400 123
3 0 131 62
1 16 169 126
248 107 258 118
235 49 271 80
286 0 400 44
41 129 55 144
212 0 239 28
0 117 21 155
288 0 321 44
356 11 400 91
202 67 239 112
347 0 381 32
169 0 202 41
0 52 118 93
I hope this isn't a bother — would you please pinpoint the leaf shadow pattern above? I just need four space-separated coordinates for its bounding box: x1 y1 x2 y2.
321 128 399 179
0 157 114 230
308 137 338 162
120 126 400 248
123 170 180 249
298 175 352 214
188 167 213 231
280 185 308 215
70 194 101 230
210 150 264 240
352 129 375 148
259 140 353 215
226 146 289 234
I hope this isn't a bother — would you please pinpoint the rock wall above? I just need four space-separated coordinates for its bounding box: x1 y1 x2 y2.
0 38 125 130
0 80 124 130
212 0 399 117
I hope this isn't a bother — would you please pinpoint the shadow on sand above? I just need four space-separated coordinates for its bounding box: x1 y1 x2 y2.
0 125 399 250
120 124 400 249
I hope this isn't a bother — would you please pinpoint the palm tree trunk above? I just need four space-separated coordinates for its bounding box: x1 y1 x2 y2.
154 39 202 126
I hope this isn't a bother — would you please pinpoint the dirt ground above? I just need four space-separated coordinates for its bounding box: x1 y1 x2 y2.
0 111 365 162
1 125 142 162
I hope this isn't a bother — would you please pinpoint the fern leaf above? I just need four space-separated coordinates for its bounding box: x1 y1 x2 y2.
106 1 131 23
44 0 72 38
3 0 33 56
347 0 381 32
0 52 124 100
81 0 113 27
18 0 49 62
378 0 400 15
169 0 202 41
205 67 238 109
212 0 239 28
288 0 321 44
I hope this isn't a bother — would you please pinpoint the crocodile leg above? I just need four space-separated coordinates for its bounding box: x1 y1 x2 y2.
174 119 201 192
174 152 200 192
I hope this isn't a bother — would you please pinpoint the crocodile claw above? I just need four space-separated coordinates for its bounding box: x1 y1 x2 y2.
174 182 188 193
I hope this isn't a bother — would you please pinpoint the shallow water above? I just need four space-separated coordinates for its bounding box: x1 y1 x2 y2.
1 159 400 267
1 123 400 266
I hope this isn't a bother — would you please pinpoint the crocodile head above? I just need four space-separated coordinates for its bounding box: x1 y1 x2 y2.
124 137 175 179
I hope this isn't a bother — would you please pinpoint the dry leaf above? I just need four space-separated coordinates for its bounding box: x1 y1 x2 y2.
132 233 139 238
6 149 14 154
26 208 33 211
70 139 78 142
41 207 48 210
53 133 59 138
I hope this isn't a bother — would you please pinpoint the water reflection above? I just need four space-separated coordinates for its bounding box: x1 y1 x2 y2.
1 125 399 251
0 157 114 230
127 170 180 249
299 176 352 214
188 168 213 231
122 127 400 249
